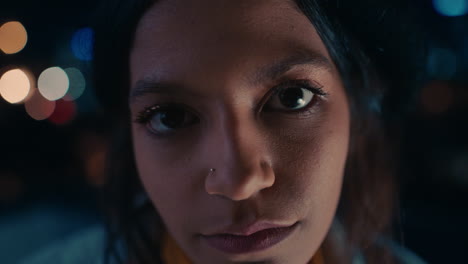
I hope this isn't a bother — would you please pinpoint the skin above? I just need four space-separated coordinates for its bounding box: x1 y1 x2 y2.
129 0 350 263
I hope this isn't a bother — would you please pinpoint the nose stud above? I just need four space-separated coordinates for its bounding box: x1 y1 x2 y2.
209 168 216 176
205 168 218 196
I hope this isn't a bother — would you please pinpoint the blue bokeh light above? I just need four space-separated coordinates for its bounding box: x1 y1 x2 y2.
427 48 458 80
433 0 468 17
71 27 94 61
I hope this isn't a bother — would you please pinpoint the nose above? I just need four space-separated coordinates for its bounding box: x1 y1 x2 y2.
204 115 275 201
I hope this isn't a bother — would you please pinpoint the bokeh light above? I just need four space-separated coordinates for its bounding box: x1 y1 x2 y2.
427 48 457 80
85 150 107 187
79 133 107 187
25 88 56 120
38 67 69 101
63 67 86 101
433 0 468 17
48 98 76 125
0 69 31 104
0 173 24 203
0 21 28 54
71 27 94 61
451 154 468 185
421 81 454 114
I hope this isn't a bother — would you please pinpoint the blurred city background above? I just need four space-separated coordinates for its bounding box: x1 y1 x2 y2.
1 0 467 263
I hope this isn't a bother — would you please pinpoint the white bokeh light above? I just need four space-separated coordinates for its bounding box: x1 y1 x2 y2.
0 69 31 104
38 67 69 101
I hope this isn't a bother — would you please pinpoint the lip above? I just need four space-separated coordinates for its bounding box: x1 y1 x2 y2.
201 221 298 254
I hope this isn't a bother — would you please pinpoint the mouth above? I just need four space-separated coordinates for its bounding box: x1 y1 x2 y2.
200 221 299 254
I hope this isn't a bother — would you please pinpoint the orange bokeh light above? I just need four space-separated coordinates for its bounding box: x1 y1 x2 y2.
0 21 28 54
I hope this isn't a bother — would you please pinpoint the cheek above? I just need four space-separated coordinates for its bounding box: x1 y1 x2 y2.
270 90 350 232
272 120 348 213
131 126 198 226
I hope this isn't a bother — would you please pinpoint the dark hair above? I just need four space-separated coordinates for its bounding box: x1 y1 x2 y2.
92 0 426 263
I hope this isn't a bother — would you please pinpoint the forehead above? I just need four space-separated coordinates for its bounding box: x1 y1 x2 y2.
130 0 332 85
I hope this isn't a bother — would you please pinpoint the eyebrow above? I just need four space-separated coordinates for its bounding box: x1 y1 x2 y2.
129 48 333 104
130 80 202 104
251 47 333 85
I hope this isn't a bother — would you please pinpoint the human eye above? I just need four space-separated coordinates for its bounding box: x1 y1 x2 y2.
134 103 199 136
263 79 328 114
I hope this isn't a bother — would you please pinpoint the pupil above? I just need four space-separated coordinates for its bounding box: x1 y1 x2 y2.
161 108 185 128
280 88 304 108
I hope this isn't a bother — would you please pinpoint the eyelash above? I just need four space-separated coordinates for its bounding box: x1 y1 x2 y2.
136 104 173 124
272 79 326 96
262 79 327 113
134 79 328 134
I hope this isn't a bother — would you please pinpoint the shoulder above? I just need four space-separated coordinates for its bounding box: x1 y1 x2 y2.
19 225 108 264
351 240 428 264
331 221 428 264
350 240 428 264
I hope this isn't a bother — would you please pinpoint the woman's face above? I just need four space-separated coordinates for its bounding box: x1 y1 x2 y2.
129 0 350 263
